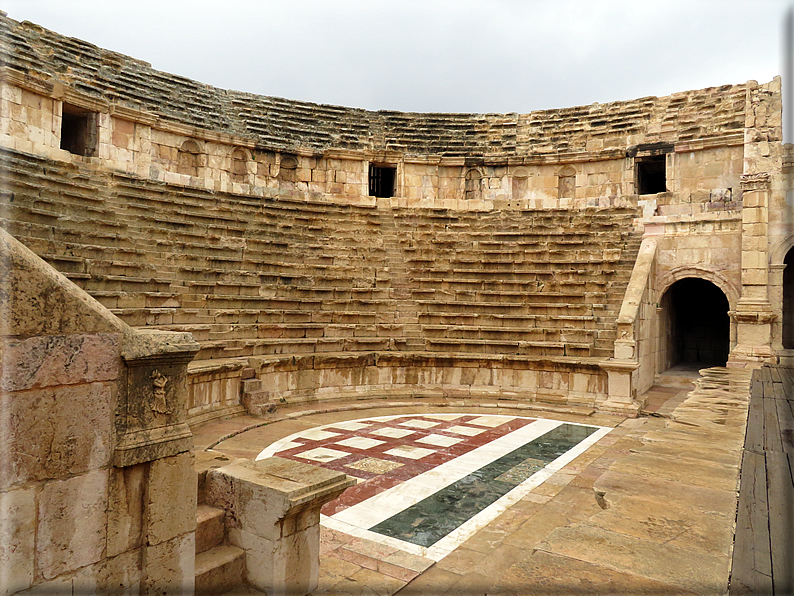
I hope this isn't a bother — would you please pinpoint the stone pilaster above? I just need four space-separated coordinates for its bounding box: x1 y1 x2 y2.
729 172 777 366
115 330 200 467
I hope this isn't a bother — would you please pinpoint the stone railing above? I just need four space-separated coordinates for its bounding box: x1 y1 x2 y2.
599 236 658 415
0 227 200 594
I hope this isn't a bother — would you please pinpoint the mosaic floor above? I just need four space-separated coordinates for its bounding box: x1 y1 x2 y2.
256 413 610 560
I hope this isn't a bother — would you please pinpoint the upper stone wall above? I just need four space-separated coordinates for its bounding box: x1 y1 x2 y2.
0 13 748 158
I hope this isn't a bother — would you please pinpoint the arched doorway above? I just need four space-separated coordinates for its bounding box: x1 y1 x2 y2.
783 247 794 349
660 278 730 370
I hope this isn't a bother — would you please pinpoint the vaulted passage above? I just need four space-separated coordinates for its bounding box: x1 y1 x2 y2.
783 248 794 349
661 278 730 368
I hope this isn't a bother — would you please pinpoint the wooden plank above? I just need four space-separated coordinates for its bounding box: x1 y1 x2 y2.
767 452 794 595
772 378 787 401
730 451 773 595
777 398 794 455
751 372 765 400
770 366 782 384
764 396 783 453
759 366 774 387
780 367 794 399
746 395 765 453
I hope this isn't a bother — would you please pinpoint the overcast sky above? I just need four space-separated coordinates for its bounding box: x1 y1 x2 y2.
5 1 792 114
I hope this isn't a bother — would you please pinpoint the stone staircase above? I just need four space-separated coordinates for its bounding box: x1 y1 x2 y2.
194 503 246 594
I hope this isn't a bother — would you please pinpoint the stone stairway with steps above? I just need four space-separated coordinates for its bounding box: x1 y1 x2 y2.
194 504 246 594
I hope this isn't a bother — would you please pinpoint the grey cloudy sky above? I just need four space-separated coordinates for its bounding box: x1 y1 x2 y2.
5 0 791 114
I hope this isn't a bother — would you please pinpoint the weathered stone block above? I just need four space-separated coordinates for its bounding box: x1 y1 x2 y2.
142 532 195 596
229 525 319 596
0 333 121 392
1 382 113 490
206 457 354 595
107 463 146 557
37 469 108 580
146 452 197 546
0 487 35 595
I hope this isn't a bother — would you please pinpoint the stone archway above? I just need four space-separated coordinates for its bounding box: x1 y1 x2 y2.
783 247 794 349
659 277 731 370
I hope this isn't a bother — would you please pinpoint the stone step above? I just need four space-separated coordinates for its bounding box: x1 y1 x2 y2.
196 504 226 554
195 545 245 595
424 338 592 357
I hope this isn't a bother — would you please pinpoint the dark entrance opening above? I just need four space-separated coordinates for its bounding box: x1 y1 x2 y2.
60 104 98 156
783 248 794 349
636 155 666 195
661 278 730 368
369 165 395 198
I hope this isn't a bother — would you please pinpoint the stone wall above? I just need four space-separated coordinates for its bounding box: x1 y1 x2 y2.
0 10 788 416
0 228 199 595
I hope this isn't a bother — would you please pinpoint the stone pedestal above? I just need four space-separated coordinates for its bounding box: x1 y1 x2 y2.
599 359 641 416
205 457 355 596
729 303 777 367
116 330 200 467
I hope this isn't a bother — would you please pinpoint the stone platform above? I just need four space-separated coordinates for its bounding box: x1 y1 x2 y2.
193 367 750 595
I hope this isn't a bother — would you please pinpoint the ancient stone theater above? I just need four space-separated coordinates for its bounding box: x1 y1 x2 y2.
1 10 791 596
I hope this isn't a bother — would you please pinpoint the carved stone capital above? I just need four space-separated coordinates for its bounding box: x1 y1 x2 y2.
740 172 771 192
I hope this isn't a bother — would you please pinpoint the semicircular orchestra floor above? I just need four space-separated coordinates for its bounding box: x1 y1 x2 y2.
193 401 628 594
193 381 743 596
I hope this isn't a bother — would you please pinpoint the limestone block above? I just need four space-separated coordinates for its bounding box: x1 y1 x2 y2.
741 268 768 286
37 469 108 580
34 548 143 596
107 464 145 557
146 452 197 546
229 525 320 596
1 382 112 490
67 549 141 596
0 333 121 392
740 251 766 269
0 83 22 103
142 532 195 596
0 487 35 596
207 458 353 540
735 321 772 346
206 457 353 596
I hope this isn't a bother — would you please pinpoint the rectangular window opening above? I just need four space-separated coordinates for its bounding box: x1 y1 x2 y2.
636 155 666 195
369 164 396 198
60 104 98 157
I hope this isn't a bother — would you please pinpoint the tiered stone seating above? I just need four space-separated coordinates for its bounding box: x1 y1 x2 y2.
390 209 640 359
1 148 641 372
4 13 747 157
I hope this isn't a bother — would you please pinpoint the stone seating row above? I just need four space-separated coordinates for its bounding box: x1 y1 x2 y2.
3 147 639 364
7 11 747 159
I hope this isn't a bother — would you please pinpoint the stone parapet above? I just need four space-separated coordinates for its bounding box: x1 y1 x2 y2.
205 457 354 596
0 226 200 595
